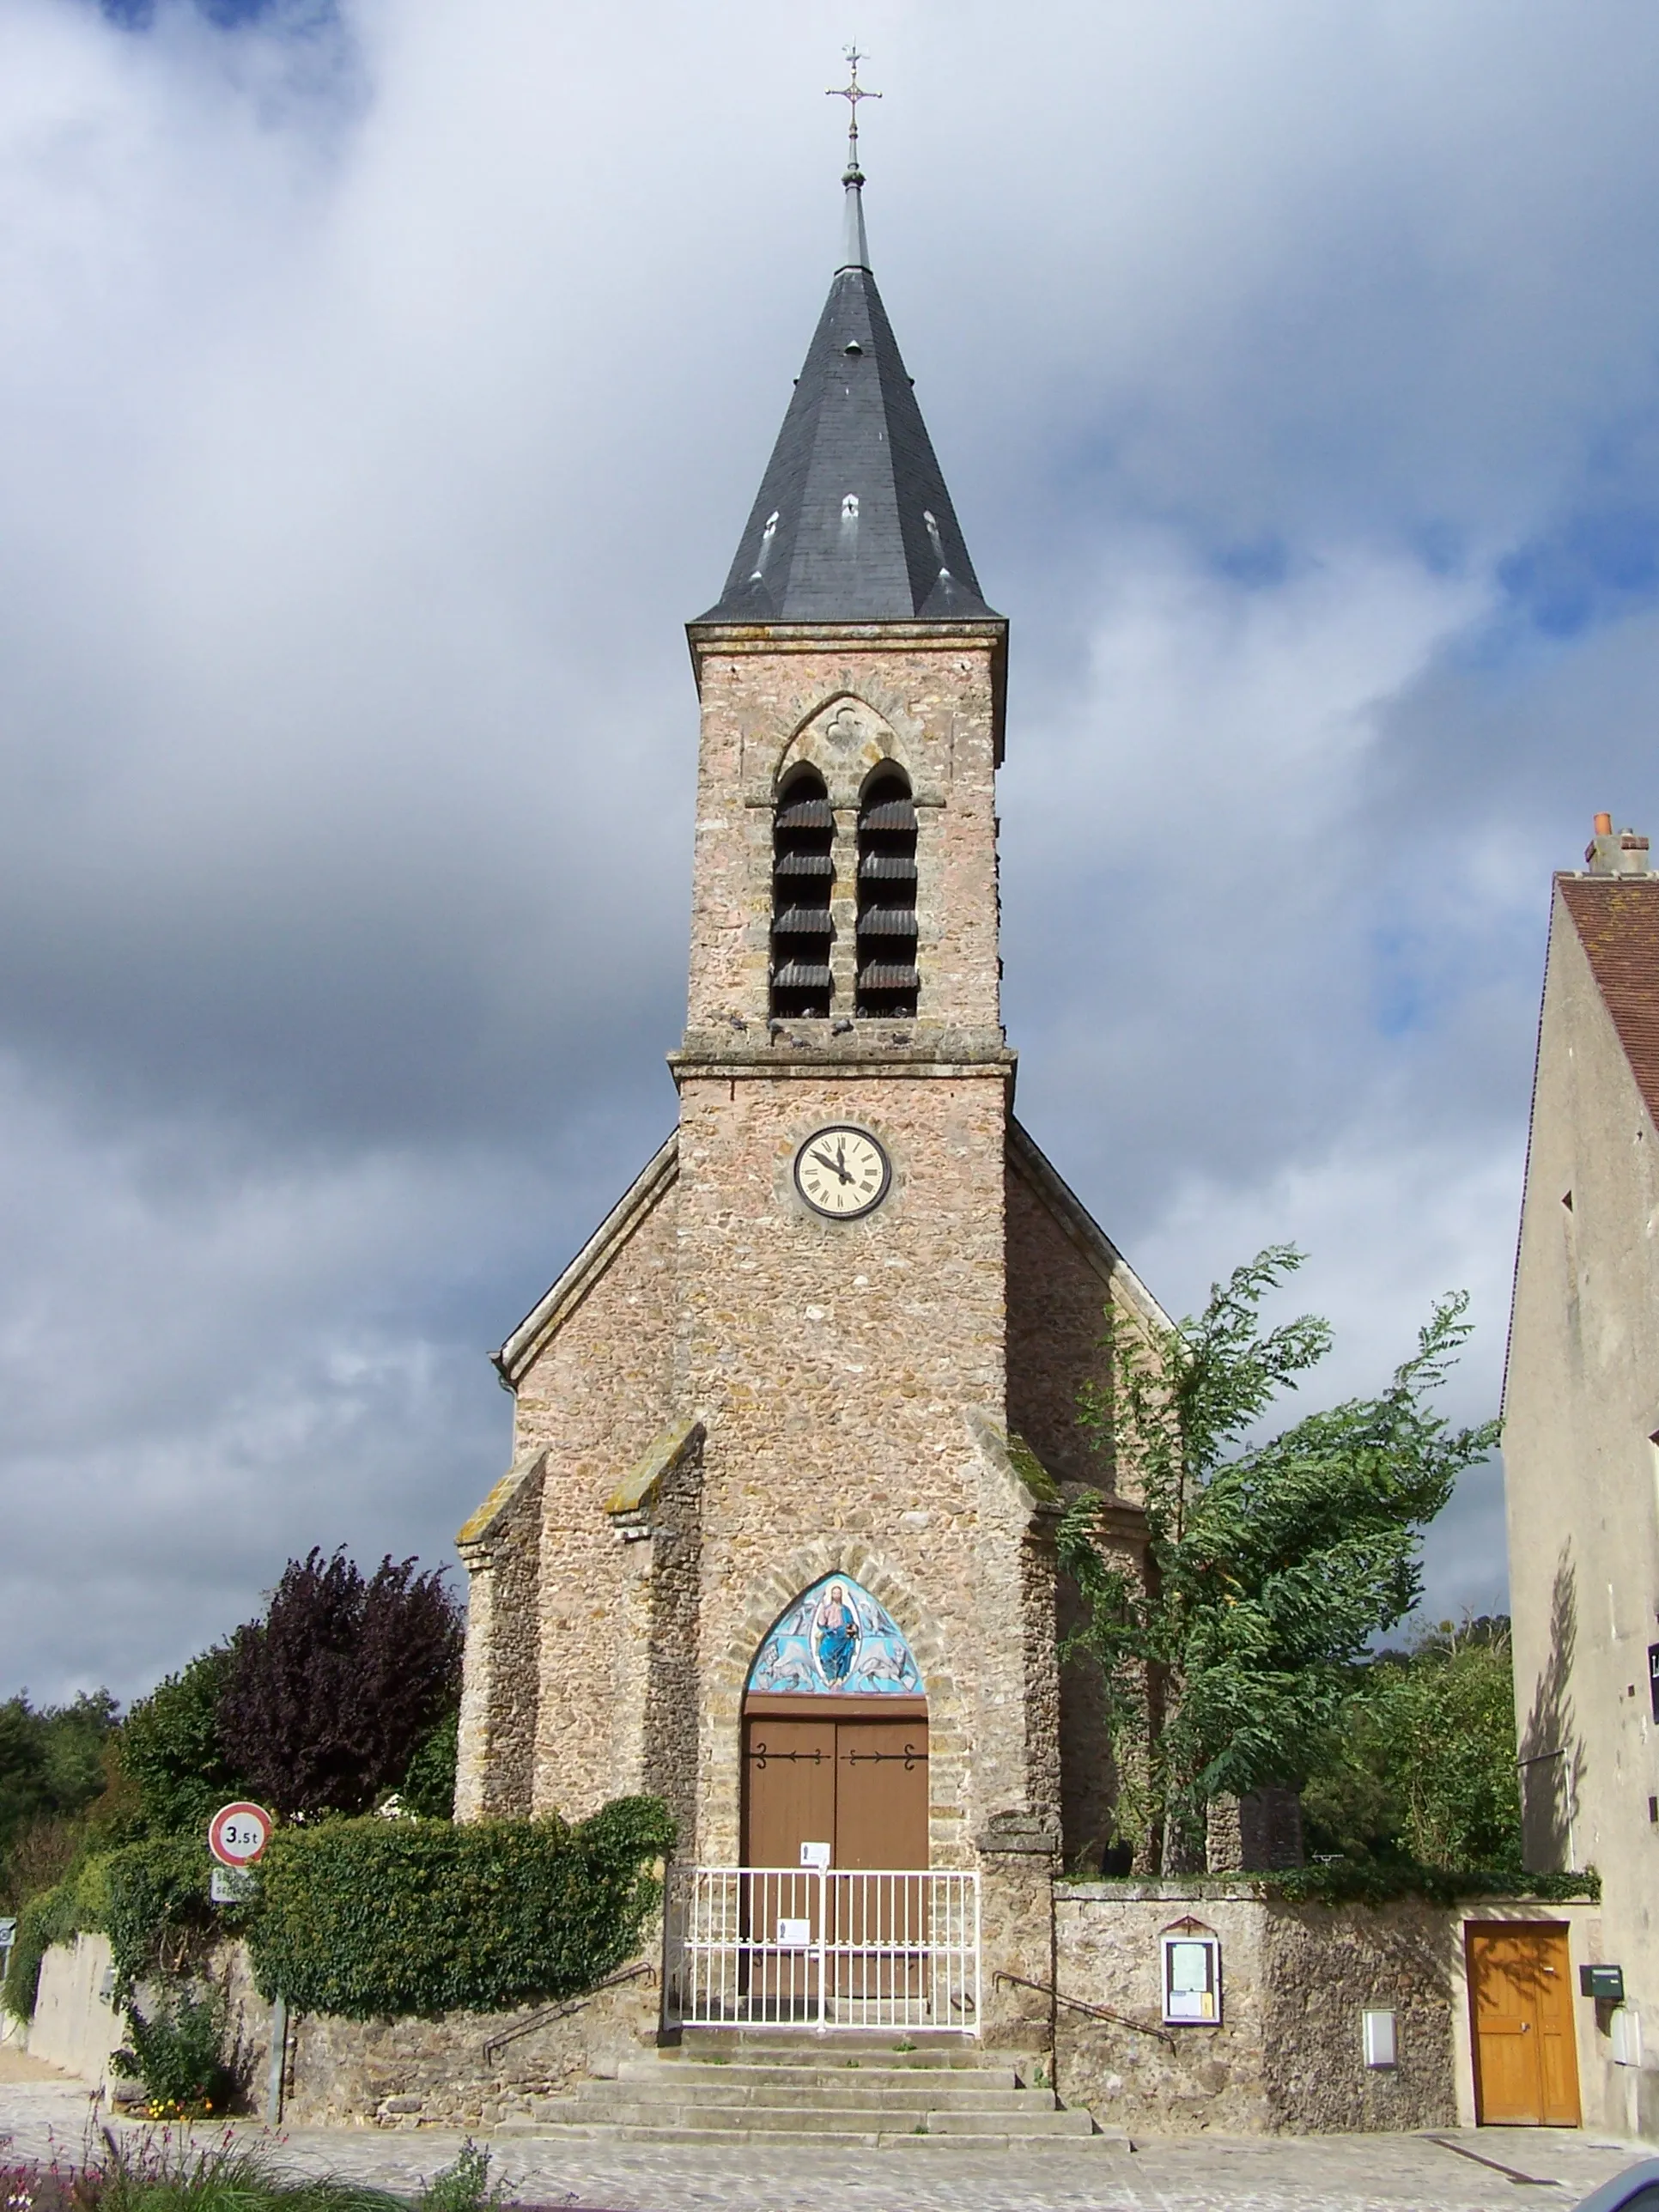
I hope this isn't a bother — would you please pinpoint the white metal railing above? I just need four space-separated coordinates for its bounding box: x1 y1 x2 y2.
664 1866 980 2034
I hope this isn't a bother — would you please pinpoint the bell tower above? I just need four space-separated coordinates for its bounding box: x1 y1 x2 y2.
669 120 1044 1866
681 145 1006 1059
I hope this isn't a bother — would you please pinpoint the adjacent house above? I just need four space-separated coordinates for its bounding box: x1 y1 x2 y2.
1506 813 1659 2139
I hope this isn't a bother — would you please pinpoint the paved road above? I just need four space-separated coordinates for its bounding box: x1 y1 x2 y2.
0 2077 1645 2211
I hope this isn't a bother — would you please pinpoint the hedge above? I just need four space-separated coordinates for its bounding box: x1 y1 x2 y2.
1066 1864 1601 1906
102 1833 246 1996
1256 1863 1601 1907
246 1796 673 2018
2 1876 85 2023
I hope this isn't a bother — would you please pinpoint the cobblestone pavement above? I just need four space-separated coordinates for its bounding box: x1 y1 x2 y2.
0 2080 1646 2211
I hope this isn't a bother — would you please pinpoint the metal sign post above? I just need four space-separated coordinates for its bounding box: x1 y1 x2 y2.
205 1802 283 2120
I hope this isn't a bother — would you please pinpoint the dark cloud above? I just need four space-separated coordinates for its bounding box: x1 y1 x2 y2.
6 0 1659 1697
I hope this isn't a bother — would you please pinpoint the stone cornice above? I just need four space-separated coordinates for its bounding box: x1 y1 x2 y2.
672 1030 1016 1085
687 618 1007 659
671 1055 1016 1085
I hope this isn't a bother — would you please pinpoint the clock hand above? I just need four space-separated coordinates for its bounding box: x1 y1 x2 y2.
811 1148 853 1184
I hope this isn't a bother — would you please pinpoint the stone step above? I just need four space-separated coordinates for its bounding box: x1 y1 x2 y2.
599 2080 1052 2112
673 2033 983 2066
529 2087 1060 2124
522 2098 1091 2136
501 2121 1123 2150
632 2052 1018 2071
923 2107 1096 2136
617 2060 1025 2094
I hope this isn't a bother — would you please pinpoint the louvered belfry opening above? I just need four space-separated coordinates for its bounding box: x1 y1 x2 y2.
770 770 836 1018
856 769 919 1018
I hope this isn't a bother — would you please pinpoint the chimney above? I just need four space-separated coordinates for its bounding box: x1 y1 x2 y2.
1585 815 1653 875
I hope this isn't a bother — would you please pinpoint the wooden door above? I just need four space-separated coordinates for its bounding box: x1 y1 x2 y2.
739 1718 835 2016
835 1722 929 1869
741 1712 929 1870
1469 1924 1581 2126
831 1721 928 2000
742 1717 836 1869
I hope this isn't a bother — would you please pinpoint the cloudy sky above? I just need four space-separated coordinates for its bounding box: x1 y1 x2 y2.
3 0 1656 1705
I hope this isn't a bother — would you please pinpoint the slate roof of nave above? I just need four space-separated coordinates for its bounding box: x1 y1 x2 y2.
491 1119 1166 1395
1558 873 1659 1132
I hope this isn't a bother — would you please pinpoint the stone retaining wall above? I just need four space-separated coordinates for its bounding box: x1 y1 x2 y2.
24 1936 660 2129
27 1933 125 2085
226 1947 660 2130
1053 1881 1595 2136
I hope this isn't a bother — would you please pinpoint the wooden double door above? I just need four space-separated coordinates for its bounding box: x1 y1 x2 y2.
741 1698 929 1870
1468 1923 1581 2126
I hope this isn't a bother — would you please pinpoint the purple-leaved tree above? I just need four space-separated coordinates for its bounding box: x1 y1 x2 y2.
217 1550 463 1819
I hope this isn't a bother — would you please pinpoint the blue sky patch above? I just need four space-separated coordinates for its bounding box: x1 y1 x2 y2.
1499 504 1659 638
99 0 309 25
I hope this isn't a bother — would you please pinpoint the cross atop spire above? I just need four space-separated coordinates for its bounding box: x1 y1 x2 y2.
829 46 878 272
827 45 881 185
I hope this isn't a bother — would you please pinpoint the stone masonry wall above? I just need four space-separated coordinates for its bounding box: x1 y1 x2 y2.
213 1941 659 2130
683 629 1003 1041
640 1428 705 1852
455 1454 544 1820
508 1174 679 1821
1004 1150 1115 1490
1005 1131 1165 1871
675 1067 1024 1865
1054 1883 1461 2136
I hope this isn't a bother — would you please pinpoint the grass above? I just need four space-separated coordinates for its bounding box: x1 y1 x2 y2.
0 2130 503 2212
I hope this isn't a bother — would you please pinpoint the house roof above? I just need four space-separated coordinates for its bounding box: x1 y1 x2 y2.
694 172 997 626
1558 874 1659 1128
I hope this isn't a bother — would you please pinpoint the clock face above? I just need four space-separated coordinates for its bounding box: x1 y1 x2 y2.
793 1125 891 1219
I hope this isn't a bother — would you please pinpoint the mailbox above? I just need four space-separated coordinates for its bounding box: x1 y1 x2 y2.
1582 1964 1626 2002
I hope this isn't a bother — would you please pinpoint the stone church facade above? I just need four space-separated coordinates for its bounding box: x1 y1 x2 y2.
453 153 1165 2033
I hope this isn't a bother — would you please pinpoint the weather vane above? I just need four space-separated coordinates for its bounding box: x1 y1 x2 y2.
828 45 881 183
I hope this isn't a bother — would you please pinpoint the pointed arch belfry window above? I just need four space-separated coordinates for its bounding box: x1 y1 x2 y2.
856 768 918 1017
770 769 835 1018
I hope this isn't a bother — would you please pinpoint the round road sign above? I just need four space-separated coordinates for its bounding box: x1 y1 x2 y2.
209 1801 273 1867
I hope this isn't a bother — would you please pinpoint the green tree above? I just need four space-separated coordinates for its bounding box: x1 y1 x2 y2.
1059 1247 1498 1872
1302 1618 1522 1869
399 1709 459 1819
115 1649 244 1838
0 1691 119 1905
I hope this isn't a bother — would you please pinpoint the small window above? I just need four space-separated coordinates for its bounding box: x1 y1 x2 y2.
856 769 918 1018
770 771 834 1019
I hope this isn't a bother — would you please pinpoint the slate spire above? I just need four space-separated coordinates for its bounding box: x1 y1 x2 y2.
696 129 997 626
